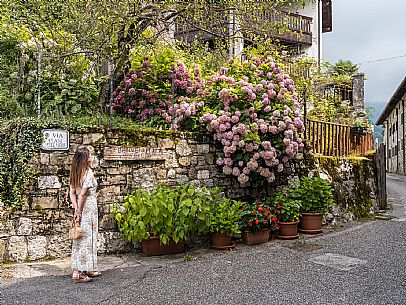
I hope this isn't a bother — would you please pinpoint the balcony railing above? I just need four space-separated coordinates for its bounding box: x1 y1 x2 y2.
174 10 313 46
263 10 313 45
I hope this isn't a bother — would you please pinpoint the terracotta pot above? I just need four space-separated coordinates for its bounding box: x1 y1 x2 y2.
277 221 299 239
141 236 185 256
242 229 270 245
299 213 323 233
210 232 233 249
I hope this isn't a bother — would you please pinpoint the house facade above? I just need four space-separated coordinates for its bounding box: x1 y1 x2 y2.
376 76 406 174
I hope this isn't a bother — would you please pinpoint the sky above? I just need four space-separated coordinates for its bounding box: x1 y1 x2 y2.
323 0 406 124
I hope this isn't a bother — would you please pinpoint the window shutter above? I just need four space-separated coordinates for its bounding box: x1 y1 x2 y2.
322 0 332 33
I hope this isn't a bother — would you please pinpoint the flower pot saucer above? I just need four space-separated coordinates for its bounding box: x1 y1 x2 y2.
277 234 299 240
210 242 235 250
298 228 323 234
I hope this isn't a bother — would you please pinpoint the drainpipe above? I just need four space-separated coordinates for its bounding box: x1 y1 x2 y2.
385 120 389 171
403 99 405 175
396 107 399 173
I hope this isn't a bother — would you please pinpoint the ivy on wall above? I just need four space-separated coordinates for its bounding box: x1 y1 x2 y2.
0 117 44 209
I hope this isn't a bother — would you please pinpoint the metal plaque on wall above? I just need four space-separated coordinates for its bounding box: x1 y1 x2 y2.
41 129 70 151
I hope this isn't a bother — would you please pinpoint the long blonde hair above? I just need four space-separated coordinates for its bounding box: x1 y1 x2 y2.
69 146 91 191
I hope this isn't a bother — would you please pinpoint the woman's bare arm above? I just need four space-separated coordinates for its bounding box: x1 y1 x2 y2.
69 188 78 210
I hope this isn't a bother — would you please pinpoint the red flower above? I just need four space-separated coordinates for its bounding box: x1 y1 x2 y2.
271 217 278 222
276 225 280 230
264 220 268 224
268 215 271 219
248 222 252 227
242 207 245 211
258 206 264 212
255 200 259 205
266 210 271 215
251 211 255 215
276 203 281 209
255 219 259 225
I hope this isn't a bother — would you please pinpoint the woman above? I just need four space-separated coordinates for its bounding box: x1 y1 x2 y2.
69 146 101 283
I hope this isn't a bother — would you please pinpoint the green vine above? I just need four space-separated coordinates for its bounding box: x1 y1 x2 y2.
0 117 44 209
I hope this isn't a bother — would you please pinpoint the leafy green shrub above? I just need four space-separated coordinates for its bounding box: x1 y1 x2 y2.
111 183 213 245
271 186 302 222
297 176 335 214
207 189 243 235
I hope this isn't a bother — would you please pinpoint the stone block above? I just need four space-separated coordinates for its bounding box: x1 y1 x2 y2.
83 133 105 145
190 156 199 165
16 217 32 236
32 196 58 209
47 235 71 258
197 156 207 166
159 138 174 149
0 219 16 238
197 170 210 180
175 140 192 156
0 238 6 262
167 169 176 179
70 133 83 143
107 167 130 175
156 169 167 180
99 214 117 231
41 165 59 174
27 236 47 260
49 152 68 166
179 157 191 167
176 175 189 184
197 144 210 154
102 175 126 186
205 153 214 165
188 168 197 179
99 186 121 200
98 231 132 254
40 153 50 165
8 236 27 262
201 179 214 188
164 153 179 169
38 176 62 189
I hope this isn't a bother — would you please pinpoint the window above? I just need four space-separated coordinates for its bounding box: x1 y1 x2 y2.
402 112 404 125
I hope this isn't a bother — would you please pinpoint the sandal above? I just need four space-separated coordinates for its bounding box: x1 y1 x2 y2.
85 271 101 278
72 272 92 284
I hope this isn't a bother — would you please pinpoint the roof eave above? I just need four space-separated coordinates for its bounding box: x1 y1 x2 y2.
376 76 406 125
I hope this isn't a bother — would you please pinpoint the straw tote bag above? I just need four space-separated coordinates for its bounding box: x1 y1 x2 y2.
69 221 84 240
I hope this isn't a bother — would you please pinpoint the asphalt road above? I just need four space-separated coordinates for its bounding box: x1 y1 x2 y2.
1 173 405 305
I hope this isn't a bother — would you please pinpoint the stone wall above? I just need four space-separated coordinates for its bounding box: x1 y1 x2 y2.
0 129 379 262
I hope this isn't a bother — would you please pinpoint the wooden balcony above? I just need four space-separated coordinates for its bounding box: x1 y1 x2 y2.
174 10 313 46
264 10 313 46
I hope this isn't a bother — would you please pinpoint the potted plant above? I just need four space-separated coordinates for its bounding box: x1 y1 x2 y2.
111 183 211 256
297 176 335 233
207 188 243 249
240 198 278 245
350 119 368 135
272 187 302 239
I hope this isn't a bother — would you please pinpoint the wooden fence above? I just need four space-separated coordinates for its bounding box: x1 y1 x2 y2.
305 119 373 157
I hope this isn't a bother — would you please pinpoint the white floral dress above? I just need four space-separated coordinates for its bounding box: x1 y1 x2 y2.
71 169 98 272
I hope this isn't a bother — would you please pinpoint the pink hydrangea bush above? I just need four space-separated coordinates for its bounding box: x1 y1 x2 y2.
200 56 305 185
112 57 205 130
